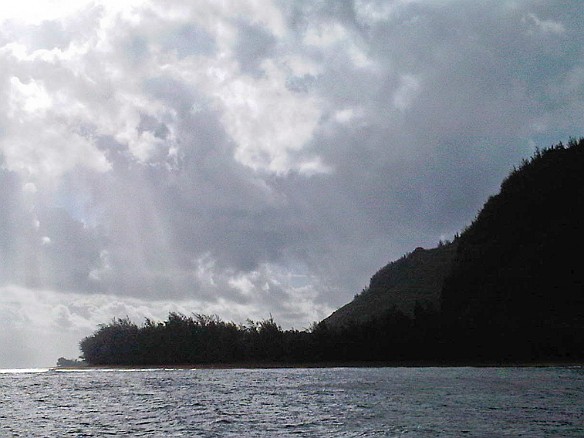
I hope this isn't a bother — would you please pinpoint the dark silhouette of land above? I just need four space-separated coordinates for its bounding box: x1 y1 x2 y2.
79 138 584 366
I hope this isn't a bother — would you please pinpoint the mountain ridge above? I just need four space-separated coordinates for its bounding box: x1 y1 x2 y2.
322 137 584 362
323 243 457 328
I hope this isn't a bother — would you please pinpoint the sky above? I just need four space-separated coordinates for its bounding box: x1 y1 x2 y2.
0 0 582 367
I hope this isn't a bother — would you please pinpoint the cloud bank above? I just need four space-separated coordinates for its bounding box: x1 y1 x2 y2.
1 0 583 366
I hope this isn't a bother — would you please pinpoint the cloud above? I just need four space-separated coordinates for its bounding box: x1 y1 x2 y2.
221 65 325 174
1 0 583 366
524 13 566 35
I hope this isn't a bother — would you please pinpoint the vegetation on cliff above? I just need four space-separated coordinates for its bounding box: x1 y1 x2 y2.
323 242 457 328
440 138 584 360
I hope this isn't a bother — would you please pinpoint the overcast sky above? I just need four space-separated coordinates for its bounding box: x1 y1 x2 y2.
0 0 582 367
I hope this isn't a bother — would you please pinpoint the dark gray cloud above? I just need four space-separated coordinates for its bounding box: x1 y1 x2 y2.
0 0 583 367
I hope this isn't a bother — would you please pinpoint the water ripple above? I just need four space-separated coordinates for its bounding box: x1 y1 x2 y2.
0 367 583 436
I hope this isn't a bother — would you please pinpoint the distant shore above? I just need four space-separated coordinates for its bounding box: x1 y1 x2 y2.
52 360 584 371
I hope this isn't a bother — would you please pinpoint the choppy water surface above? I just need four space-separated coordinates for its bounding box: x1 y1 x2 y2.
0 366 583 437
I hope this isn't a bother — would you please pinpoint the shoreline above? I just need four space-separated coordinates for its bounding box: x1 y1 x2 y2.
51 360 584 371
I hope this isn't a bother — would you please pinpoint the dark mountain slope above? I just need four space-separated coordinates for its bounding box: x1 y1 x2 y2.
323 242 457 328
440 138 584 359
322 138 584 361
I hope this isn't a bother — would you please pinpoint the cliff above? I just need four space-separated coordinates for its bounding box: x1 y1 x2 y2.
323 243 457 328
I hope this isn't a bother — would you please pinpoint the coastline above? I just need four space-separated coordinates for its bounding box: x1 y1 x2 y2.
51 360 584 371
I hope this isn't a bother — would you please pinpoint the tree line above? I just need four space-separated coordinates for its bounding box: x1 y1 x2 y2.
80 300 580 366
79 305 449 366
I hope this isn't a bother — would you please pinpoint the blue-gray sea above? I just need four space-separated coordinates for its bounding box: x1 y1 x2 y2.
0 366 582 437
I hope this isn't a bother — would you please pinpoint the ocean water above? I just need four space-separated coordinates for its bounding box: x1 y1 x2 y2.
0 366 582 437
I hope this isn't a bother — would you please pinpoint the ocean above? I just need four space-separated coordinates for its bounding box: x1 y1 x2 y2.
0 366 582 437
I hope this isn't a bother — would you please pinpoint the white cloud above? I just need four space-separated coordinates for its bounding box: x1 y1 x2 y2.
9 77 52 114
525 13 565 35
213 60 324 174
1 123 110 180
393 74 421 111
304 22 347 47
354 0 417 24
0 0 93 24
228 272 257 296
88 250 112 282
334 108 357 124
22 182 38 193
303 21 372 68
281 54 322 77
